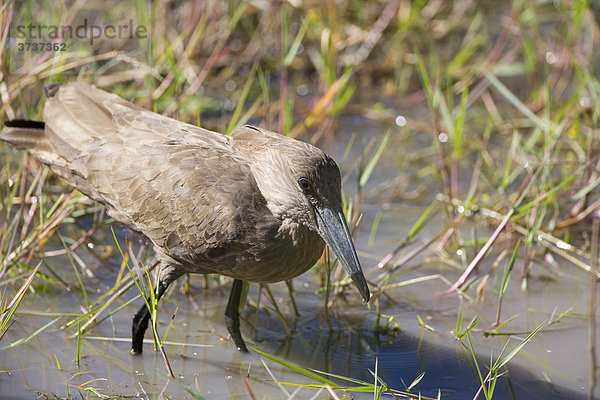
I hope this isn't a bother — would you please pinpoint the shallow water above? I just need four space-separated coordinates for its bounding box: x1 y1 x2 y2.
1 280 589 399
1 113 598 399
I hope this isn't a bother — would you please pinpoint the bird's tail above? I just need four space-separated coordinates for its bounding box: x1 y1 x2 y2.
0 118 67 171
1 83 60 154
0 119 51 152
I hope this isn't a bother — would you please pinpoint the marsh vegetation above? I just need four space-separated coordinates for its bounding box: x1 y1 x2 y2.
1 1 600 398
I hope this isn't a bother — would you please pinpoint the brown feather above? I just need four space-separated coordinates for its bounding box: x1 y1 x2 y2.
3 82 332 284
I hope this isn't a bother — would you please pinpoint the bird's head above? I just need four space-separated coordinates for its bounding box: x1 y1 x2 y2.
233 125 370 302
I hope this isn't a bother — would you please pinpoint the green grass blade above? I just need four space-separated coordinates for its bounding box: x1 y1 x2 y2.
0 261 42 341
407 202 436 239
3 317 60 349
225 63 259 135
284 16 311 67
494 321 544 371
500 240 520 296
453 87 468 158
360 131 390 187
77 321 82 368
407 371 425 391
484 70 549 132
415 50 434 105
251 347 340 387
368 211 382 247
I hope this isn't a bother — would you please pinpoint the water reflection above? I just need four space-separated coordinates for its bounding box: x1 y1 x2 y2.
254 313 586 399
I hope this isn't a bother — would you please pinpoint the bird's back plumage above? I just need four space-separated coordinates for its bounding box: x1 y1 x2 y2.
1 82 325 283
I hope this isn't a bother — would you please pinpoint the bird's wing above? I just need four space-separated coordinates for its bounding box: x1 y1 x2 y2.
42 82 270 263
43 82 230 162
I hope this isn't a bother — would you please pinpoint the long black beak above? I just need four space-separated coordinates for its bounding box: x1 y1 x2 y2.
315 201 370 302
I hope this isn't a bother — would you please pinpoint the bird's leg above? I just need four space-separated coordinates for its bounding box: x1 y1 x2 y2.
131 280 170 355
224 279 248 352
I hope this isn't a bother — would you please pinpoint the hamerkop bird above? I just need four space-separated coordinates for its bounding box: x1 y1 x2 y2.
0 82 370 353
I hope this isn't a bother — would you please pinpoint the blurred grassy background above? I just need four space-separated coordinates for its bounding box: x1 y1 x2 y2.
2 1 600 397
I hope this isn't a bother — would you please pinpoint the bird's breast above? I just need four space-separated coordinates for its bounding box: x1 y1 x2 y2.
177 218 326 283
253 219 325 283
227 218 325 283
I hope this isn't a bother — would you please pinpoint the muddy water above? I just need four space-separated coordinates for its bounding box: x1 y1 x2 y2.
0 114 597 399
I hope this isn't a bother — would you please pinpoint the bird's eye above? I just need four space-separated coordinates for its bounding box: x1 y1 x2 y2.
298 177 311 191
